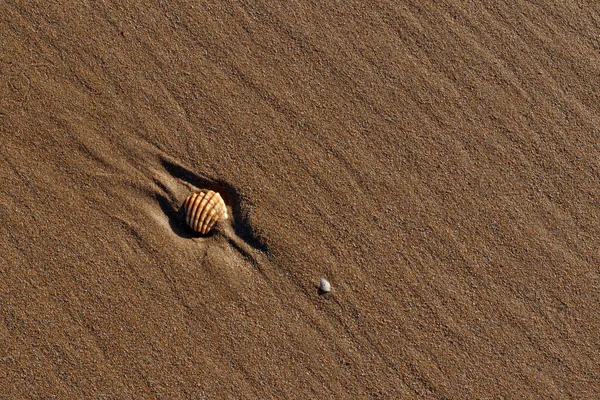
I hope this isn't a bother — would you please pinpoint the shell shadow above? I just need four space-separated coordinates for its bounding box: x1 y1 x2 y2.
155 192 215 239
159 158 269 253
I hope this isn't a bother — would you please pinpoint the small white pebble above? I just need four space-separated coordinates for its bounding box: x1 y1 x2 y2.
319 278 331 293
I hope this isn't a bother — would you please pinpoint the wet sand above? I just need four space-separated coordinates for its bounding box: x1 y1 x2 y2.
1 2 599 398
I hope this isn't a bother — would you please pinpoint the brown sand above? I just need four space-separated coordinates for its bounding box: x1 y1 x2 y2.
1 1 599 398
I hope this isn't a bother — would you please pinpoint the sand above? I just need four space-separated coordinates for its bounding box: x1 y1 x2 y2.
1 1 599 398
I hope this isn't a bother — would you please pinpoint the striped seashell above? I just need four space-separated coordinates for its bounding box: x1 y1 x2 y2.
183 190 228 234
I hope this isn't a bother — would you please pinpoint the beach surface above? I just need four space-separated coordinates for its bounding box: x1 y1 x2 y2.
1 1 599 398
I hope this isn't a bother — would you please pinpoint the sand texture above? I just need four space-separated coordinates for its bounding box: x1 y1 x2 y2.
1 1 599 398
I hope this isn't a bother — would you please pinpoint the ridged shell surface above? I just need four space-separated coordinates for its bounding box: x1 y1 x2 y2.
183 190 228 234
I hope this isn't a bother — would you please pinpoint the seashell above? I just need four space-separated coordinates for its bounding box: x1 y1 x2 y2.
183 190 228 234
319 278 331 293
